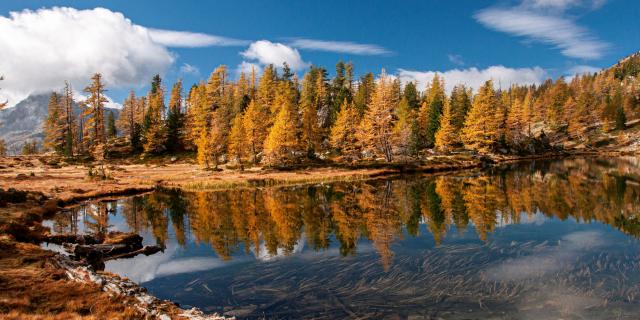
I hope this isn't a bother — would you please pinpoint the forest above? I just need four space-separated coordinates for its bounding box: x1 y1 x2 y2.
37 52 640 167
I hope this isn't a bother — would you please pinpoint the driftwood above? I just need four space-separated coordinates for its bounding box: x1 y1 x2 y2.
44 233 103 245
53 232 162 270
105 245 163 261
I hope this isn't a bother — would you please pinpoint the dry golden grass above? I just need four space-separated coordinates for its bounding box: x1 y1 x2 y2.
0 238 143 319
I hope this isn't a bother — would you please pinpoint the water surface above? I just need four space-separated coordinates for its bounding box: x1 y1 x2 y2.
47 157 640 319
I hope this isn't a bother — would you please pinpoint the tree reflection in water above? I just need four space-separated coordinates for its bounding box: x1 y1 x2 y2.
47 157 640 318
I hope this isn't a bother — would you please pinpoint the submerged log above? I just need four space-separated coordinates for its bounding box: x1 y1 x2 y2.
104 245 164 261
61 232 148 269
43 233 103 245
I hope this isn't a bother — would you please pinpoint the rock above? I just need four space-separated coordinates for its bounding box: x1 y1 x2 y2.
170 156 178 162
16 173 28 180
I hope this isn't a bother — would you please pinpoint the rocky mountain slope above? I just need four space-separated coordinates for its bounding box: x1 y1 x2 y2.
0 94 119 154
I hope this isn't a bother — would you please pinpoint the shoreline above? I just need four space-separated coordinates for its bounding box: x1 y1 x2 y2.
0 149 636 319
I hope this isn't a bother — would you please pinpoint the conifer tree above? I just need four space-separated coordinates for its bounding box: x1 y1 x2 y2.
330 98 360 160
228 113 248 170
207 109 229 169
106 110 117 139
354 73 375 116
461 80 502 153
521 88 535 137
117 91 140 150
186 83 209 150
358 70 396 162
257 64 277 116
300 66 325 156
143 75 168 154
263 85 301 165
435 85 471 151
166 79 185 152
403 82 420 110
60 82 76 156
419 74 446 148
614 87 627 130
568 89 596 141
43 92 64 152
243 99 269 164
546 77 569 128
393 96 420 158
81 73 108 149
0 140 6 156
434 98 458 152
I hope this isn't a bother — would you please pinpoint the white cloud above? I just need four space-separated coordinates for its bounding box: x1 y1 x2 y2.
0 7 176 106
241 40 309 71
179 63 200 76
148 28 249 47
523 0 607 11
524 0 581 11
474 6 609 59
236 61 262 77
566 64 601 76
397 65 548 93
288 38 391 56
447 54 465 66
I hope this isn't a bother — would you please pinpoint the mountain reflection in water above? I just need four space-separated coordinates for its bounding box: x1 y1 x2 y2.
46 157 640 319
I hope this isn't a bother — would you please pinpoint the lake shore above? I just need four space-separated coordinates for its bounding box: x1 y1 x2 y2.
0 149 636 319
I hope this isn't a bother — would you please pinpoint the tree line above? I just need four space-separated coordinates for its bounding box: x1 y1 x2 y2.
42 55 640 165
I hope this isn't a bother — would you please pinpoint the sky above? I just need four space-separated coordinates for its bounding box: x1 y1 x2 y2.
0 0 638 107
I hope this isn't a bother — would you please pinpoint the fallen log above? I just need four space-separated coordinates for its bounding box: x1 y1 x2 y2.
105 245 164 260
43 233 103 245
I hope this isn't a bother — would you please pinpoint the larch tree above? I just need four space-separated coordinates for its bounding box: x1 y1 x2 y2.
143 75 168 154
117 90 140 150
60 82 76 156
81 73 108 149
419 74 446 148
228 113 248 170
43 92 64 152
393 95 420 158
330 98 361 160
186 82 210 150
461 80 502 153
358 70 397 162
434 98 458 152
263 85 301 166
243 99 269 164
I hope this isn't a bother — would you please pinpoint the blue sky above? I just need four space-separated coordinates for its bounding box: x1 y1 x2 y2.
0 0 638 106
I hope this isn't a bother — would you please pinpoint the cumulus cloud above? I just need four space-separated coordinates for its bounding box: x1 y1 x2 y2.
397 65 548 93
0 7 248 107
148 28 249 47
288 38 391 56
241 40 309 71
0 7 176 106
474 2 609 59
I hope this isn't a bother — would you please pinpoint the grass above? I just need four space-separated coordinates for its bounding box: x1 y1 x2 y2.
180 171 390 191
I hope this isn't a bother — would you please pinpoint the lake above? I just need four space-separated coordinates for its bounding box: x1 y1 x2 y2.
45 157 640 319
